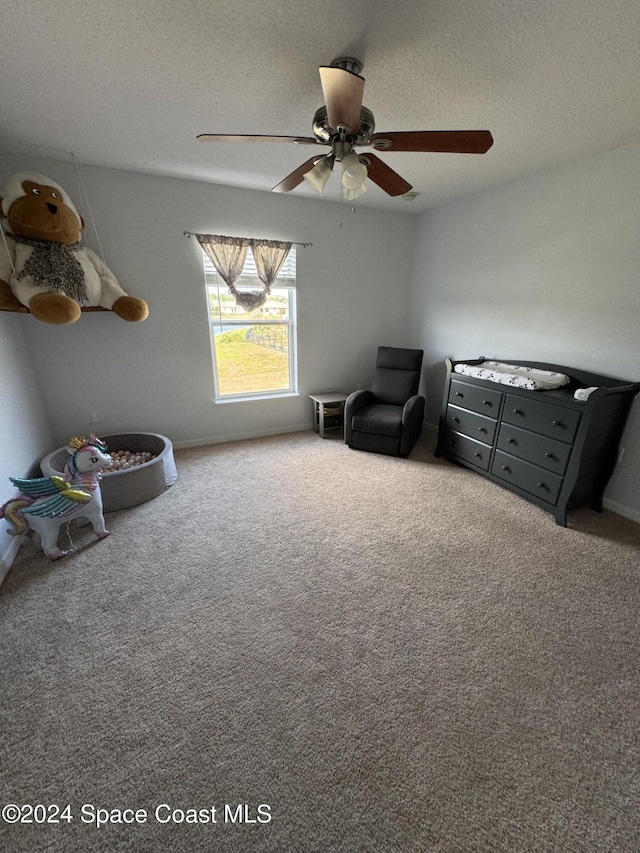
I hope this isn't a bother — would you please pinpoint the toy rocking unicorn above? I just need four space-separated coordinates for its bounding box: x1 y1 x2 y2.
0 434 112 560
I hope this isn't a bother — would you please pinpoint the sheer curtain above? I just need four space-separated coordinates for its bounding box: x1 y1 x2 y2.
196 234 249 306
196 234 292 311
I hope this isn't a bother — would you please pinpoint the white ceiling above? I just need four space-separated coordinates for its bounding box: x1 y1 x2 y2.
2 0 639 213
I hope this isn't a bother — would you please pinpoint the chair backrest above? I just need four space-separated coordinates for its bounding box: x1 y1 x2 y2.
371 346 424 406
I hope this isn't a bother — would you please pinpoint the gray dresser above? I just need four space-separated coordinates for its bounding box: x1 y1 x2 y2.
435 358 640 525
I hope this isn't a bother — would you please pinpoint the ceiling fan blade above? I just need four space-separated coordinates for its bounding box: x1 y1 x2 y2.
363 154 413 197
197 133 320 145
272 157 322 193
369 130 494 154
319 66 365 134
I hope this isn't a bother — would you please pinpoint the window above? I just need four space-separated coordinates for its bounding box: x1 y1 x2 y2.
203 248 297 401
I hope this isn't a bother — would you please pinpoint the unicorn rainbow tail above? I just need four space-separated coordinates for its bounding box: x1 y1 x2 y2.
0 497 34 536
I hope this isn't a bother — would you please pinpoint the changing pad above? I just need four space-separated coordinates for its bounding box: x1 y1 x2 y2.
453 361 571 391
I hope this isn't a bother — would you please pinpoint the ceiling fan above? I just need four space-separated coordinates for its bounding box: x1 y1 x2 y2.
197 57 493 198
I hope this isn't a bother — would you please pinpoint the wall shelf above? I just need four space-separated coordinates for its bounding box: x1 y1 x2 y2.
0 305 109 314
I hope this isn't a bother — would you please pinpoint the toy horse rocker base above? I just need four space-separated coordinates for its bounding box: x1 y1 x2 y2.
1 434 112 560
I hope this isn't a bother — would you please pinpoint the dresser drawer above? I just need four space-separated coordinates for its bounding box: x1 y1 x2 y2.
443 430 492 472
446 405 497 444
502 394 581 444
496 423 571 475
448 380 502 418
492 450 563 505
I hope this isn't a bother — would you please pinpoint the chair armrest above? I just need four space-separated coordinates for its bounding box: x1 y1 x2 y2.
344 390 373 444
346 389 373 417
402 394 425 426
400 395 426 456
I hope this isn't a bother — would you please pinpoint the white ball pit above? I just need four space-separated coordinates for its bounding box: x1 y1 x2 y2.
41 432 177 512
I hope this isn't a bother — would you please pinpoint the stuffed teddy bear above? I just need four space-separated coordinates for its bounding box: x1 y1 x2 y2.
0 172 149 325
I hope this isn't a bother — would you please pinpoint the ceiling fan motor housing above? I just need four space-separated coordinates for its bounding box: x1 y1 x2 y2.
312 105 375 145
329 56 363 75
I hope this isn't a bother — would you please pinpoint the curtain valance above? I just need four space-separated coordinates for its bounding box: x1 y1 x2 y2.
196 234 292 311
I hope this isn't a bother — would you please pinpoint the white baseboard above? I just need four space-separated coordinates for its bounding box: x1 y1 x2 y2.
602 497 640 524
173 423 310 450
177 421 437 451
0 529 26 587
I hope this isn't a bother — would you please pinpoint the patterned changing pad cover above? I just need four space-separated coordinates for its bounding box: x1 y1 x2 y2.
453 361 571 391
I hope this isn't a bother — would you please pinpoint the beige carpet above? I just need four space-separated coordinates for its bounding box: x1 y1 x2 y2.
1 430 639 853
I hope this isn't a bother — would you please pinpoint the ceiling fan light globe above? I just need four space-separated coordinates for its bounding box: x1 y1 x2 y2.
343 183 367 200
341 153 368 189
303 158 333 194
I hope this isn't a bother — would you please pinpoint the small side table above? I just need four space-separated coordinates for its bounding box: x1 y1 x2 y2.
309 392 349 438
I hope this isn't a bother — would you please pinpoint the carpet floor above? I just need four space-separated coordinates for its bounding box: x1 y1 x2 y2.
1 430 639 852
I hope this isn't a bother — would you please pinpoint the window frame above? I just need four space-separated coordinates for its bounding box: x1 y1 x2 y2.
203 251 298 403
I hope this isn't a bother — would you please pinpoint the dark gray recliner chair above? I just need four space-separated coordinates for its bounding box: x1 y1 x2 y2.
344 346 425 458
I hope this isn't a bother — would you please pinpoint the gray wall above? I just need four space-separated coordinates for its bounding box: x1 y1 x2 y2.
408 140 640 520
0 154 414 452
0 314 54 568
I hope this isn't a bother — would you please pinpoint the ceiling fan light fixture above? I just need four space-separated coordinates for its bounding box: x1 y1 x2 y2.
341 153 368 190
303 157 333 194
343 183 367 201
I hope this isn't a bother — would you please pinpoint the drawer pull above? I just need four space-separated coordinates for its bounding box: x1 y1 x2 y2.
507 438 516 444
474 452 482 459
478 427 486 433
482 400 492 406
455 391 463 397
501 465 511 472
452 416 460 423
537 482 546 489
544 452 555 459
513 408 523 415
552 420 563 427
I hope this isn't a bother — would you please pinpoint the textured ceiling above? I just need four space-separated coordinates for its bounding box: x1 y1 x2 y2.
1 0 639 213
